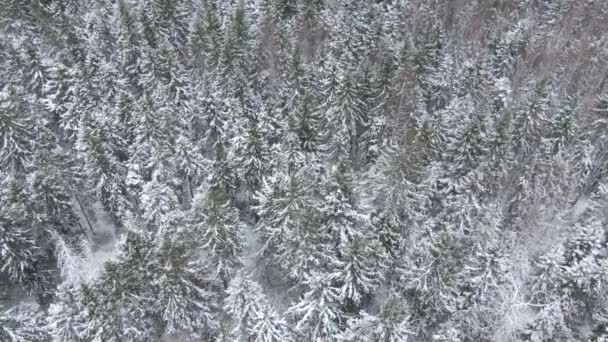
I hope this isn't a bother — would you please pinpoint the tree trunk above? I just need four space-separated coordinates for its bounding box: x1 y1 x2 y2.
74 193 95 235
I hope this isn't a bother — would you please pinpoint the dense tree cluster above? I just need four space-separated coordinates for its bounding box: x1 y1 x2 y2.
2 0 608 341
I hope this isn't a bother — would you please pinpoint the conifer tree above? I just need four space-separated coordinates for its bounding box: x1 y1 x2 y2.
0 86 34 174
550 97 577 154
150 0 191 52
140 172 179 227
319 163 366 250
154 212 220 339
251 304 293 342
523 212 608 341
441 95 488 194
232 113 271 205
0 177 42 288
335 238 386 311
413 21 446 113
255 171 307 275
189 0 223 75
3 1 608 340
288 274 343 341
174 134 205 203
323 68 368 167
0 304 49 342
29 127 81 236
77 222 160 341
361 55 397 165
46 285 87 342
511 79 552 160
283 46 322 153
76 112 131 223
224 274 284 341
341 294 412 342
191 157 244 287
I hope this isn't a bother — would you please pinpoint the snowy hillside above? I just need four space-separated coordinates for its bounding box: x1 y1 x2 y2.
2 0 608 341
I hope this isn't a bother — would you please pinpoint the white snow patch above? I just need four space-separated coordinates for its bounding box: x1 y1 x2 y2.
242 221 259 273
571 196 591 219
58 202 119 286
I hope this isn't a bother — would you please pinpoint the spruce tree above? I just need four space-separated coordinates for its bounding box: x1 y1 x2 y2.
77 222 159 341
341 294 412 342
0 304 49 342
288 273 343 341
232 113 271 205
335 238 385 311
76 112 131 224
154 212 220 339
224 274 281 341
190 157 243 287
0 178 42 288
46 284 87 341
0 86 34 174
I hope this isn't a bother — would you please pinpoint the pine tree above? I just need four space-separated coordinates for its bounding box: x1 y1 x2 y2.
79 270 159 342
174 133 205 203
550 97 577 154
523 212 608 341
128 48 182 185
335 238 385 311
294 90 322 153
150 0 191 52
0 86 34 174
288 273 343 341
574 91 608 196
418 89 449 162
364 129 430 249
341 294 412 342
29 126 81 234
77 223 159 341
0 178 42 288
319 163 366 250
283 45 322 153
449 201 513 341
255 172 305 273
508 79 555 219
46 285 87 342
43 49 94 145
323 68 368 166
194 85 224 150
154 212 220 339
511 79 552 160
412 21 446 113
139 172 178 227
588 91 608 143
189 0 223 75
485 109 513 193
441 95 488 194
76 112 131 223
0 304 49 342
224 274 282 341
398 192 482 336
232 113 271 205
281 109 309 174
190 164 244 288
218 1 256 109
361 54 398 165
251 304 294 342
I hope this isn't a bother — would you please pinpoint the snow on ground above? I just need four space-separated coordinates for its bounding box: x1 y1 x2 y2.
69 202 119 284
1 203 119 311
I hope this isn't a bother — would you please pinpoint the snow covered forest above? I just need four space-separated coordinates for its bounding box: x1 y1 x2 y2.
2 0 608 340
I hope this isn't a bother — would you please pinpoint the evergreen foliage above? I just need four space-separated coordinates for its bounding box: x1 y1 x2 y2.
2 1 608 340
